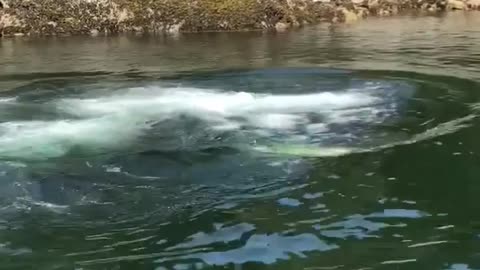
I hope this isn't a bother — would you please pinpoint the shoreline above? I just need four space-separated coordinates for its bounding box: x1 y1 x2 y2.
1 0 480 37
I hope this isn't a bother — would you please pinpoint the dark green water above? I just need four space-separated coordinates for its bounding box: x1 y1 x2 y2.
1 13 480 270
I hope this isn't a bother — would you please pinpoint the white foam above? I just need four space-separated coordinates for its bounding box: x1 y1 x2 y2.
0 98 16 103
0 85 389 159
58 86 383 133
0 116 148 159
249 114 305 130
57 87 379 120
306 123 329 135
255 145 357 157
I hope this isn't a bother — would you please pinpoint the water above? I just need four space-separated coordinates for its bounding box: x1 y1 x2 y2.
1 12 480 270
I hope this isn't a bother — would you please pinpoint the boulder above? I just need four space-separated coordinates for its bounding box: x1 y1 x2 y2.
466 0 480 9
339 7 358 23
275 22 289 31
0 13 24 36
447 0 466 9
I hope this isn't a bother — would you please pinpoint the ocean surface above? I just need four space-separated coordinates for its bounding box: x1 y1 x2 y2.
0 12 480 270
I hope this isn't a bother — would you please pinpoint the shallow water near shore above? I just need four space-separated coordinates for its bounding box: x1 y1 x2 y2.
1 12 480 270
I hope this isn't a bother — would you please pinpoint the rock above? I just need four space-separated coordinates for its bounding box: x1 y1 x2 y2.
166 21 184 34
351 0 366 4
368 0 380 8
356 7 369 18
0 13 23 34
115 8 131 23
132 26 143 32
428 4 440 11
0 0 8 9
0 0 479 37
467 0 480 9
447 0 466 9
89 29 99 36
340 8 358 23
275 22 289 31
378 9 390 16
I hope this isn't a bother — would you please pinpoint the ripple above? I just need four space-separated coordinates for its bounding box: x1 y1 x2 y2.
407 240 449 248
0 67 479 269
367 209 428 219
156 233 337 266
381 259 417 265
445 264 475 270
167 223 255 250
278 198 303 207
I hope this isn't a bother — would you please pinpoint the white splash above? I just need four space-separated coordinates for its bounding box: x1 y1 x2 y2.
0 97 16 103
254 144 357 157
0 85 394 159
57 87 378 117
0 116 148 159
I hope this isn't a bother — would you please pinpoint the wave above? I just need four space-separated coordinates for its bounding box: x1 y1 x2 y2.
1 80 468 160
258 115 476 157
0 84 393 159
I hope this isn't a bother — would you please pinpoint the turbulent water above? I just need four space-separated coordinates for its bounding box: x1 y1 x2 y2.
1 12 480 270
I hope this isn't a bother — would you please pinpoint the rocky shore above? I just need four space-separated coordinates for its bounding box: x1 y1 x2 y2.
1 0 480 37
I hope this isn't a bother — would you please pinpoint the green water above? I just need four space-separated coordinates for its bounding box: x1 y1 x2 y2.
1 13 480 270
